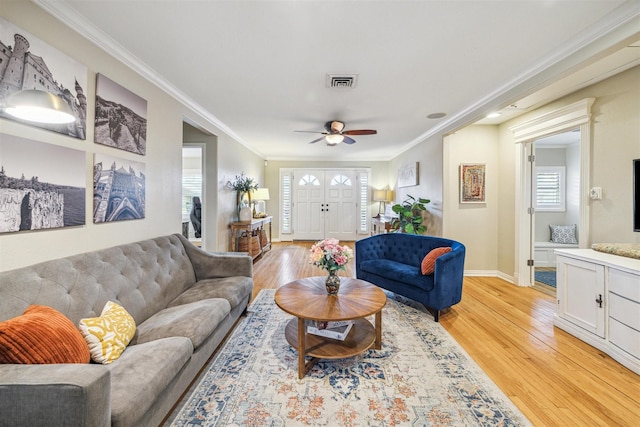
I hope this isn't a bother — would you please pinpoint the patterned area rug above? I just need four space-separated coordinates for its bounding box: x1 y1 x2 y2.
166 290 532 426
534 270 556 288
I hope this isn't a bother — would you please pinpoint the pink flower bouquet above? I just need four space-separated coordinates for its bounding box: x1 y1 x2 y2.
309 238 353 273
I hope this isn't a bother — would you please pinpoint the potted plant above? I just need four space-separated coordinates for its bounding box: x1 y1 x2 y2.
227 172 258 220
390 195 431 234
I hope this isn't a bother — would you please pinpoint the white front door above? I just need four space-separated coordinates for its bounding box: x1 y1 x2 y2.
292 170 357 241
293 171 324 241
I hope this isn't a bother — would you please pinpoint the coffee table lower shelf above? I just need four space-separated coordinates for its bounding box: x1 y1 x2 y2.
284 317 376 378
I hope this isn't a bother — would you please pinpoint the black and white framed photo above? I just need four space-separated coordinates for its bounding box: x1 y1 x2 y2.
0 134 86 233
93 153 146 223
0 17 88 139
95 74 148 155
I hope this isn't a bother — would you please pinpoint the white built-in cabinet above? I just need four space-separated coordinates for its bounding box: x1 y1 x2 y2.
555 249 640 375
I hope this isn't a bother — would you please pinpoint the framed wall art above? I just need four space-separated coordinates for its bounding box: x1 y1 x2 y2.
93 153 146 223
398 162 418 188
0 17 88 139
95 73 148 155
460 163 486 203
0 134 86 233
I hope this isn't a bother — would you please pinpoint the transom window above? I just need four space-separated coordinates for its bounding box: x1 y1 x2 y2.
298 174 320 186
330 174 352 186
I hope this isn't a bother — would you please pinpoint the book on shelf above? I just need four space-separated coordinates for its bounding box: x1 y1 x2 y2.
306 320 353 341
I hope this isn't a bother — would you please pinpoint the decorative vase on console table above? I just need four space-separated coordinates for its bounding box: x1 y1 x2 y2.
309 238 353 295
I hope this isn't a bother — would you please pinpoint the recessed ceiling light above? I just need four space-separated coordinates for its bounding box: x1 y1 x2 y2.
486 112 501 118
427 112 446 119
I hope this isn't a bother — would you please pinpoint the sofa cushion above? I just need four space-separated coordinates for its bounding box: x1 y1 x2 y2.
359 259 435 291
550 224 578 244
168 276 253 311
108 337 193 427
421 247 452 275
79 301 136 364
0 305 90 364
133 299 230 349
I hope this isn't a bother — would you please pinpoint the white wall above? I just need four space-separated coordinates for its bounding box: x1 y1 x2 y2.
0 3 264 271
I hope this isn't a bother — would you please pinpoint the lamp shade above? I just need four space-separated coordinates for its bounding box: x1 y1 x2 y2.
251 188 270 201
3 90 75 124
373 189 386 202
385 190 394 202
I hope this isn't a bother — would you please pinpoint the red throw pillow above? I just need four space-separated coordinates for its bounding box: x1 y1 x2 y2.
0 305 90 364
421 247 452 275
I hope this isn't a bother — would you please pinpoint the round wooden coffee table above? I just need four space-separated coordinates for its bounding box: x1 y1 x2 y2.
274 276 386 379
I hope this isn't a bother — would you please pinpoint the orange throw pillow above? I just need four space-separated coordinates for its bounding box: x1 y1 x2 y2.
0 305 90 364
421 247 452 275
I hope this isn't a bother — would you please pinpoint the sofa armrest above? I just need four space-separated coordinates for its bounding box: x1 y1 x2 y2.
0 364 111 427
178 234 253 280
432 243 466 300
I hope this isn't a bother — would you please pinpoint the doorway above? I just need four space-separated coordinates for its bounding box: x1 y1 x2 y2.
292 169 358 241
182 144 204 245
511 98 594 287
530 130 581 294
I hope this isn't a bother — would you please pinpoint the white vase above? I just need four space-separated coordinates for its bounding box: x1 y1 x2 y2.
239 205 252 221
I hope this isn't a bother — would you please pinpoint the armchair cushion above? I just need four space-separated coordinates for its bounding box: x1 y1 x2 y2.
421 247 452 275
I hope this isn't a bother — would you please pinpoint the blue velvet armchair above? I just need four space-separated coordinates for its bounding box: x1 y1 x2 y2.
356 233 466 321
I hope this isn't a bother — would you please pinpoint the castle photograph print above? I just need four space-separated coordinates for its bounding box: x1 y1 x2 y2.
0 17 87 139
95 74 147 155
93 153 145 223
0 134 86 233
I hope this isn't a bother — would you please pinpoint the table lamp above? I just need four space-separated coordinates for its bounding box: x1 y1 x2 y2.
251 188 270 218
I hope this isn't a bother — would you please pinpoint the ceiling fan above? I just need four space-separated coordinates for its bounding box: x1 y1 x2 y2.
295 120 377 145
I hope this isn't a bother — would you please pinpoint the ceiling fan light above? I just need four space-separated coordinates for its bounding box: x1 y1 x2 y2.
3 89 76 124
325 134 344 145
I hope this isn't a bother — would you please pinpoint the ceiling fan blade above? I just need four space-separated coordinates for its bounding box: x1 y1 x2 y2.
308 136 327 144
342 136 356 144
343 129 377 135
294 130 327 134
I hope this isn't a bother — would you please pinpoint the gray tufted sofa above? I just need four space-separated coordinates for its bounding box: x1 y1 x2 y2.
0 233 253 427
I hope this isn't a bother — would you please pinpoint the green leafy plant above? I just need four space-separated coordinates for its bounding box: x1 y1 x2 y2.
227 172 258 194
390 195 431 234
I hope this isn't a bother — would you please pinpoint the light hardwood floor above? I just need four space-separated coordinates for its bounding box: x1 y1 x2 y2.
253 242 640 427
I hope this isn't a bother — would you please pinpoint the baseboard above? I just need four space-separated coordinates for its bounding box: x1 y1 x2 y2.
463 270 516 285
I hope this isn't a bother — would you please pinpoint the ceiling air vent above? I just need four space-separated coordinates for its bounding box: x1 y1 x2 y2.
327 74 358 88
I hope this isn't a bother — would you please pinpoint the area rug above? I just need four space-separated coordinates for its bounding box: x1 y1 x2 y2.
166 290 532 426
534 270 556 287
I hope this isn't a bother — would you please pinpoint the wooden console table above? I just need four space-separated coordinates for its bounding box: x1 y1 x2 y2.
230 216 272 260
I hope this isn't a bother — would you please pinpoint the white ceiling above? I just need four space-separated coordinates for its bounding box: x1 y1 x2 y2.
37 0 640 161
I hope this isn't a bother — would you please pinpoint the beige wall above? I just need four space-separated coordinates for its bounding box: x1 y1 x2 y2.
0 3 264 271
389 134 444 237
443 126 499 271
494 65 640 278
264 160 389 240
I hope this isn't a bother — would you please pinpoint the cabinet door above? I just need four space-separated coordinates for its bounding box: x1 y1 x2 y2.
556 255 605 338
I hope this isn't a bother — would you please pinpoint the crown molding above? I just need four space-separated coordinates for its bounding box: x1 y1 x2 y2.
33 0 264 159
397 0 640 159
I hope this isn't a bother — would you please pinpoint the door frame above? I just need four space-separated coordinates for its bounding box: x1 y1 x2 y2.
510 98 594 286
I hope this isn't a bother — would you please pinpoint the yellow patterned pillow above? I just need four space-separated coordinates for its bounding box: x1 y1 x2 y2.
79 301 136 364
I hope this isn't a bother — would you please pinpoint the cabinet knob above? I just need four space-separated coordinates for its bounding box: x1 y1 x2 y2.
595 294 603 308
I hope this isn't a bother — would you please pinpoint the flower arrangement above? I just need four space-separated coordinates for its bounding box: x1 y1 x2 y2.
309 238 353 272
